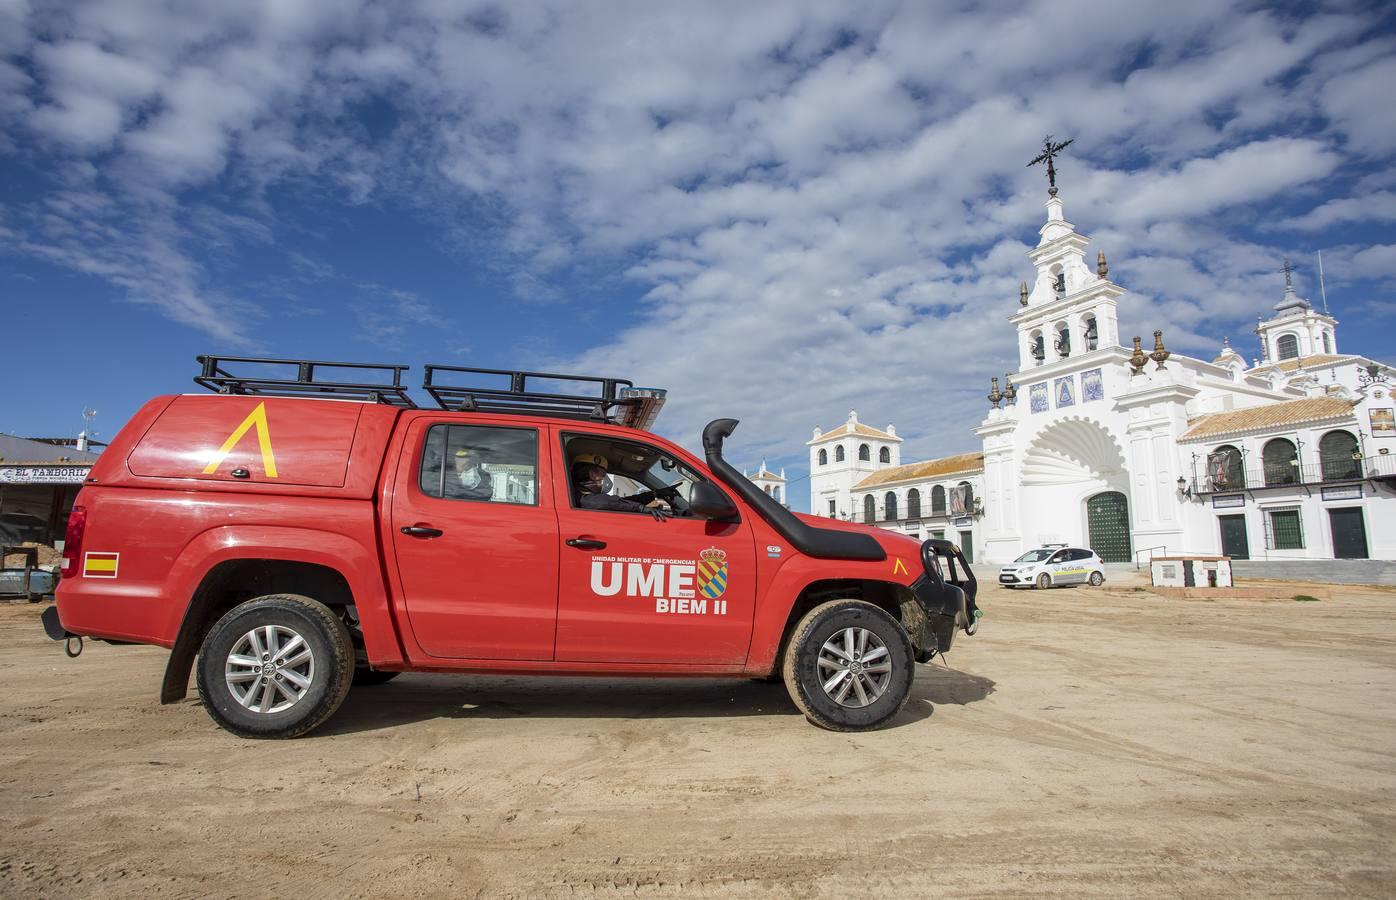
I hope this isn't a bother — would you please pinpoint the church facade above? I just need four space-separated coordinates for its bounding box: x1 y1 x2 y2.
808 190 1396 565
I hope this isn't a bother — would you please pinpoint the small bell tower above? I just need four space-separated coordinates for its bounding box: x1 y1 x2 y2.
1254 260 1338 363
1011 137 1123 372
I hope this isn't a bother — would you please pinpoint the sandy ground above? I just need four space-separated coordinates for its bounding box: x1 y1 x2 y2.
2 576 1394 898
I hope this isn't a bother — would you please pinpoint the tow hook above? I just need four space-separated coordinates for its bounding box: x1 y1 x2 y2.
66 636 84 658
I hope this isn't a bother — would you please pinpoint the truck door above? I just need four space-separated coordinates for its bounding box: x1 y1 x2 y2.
389 417 559 660
552 431 756 664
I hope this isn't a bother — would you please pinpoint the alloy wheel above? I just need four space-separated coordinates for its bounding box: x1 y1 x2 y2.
224 625 316 714
816 627 892 708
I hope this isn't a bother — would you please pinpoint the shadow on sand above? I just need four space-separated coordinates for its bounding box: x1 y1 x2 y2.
315 663 996 737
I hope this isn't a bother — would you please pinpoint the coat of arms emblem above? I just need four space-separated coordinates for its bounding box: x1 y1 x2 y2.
696 547 729 600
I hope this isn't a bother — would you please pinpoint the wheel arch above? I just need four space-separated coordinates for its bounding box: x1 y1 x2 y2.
763 577 922 677
160 558 356 704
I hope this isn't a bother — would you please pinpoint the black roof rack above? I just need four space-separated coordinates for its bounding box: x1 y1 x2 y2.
194 355 417 408
423 365 666 428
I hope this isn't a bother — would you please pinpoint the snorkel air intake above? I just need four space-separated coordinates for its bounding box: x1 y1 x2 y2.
702 418 886 561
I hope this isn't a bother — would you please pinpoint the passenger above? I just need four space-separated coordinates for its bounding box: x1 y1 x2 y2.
445 447 494 500
572 457 670 521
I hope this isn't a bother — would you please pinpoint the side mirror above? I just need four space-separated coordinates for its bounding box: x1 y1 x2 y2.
689 481 739 521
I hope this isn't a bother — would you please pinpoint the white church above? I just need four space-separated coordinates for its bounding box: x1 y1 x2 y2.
808 186 1396 566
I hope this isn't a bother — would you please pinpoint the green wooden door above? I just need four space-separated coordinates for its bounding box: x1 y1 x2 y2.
1219 514 1249 559
1086 491 1132 563
1328 508 1369 559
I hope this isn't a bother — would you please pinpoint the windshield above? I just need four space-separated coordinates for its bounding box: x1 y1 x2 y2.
1013 549 1056 563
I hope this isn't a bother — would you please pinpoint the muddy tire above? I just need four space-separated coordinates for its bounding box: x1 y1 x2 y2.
781 600 913 732
196 594 355 739
1036 573 1051 590
1089 571 1105 587
353 668 401 686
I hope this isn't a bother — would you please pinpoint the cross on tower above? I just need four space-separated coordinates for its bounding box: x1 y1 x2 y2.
1279 258 1295 290
1027 135 1075 197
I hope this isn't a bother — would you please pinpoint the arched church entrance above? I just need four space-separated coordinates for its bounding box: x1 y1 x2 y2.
1086 491 1132 562
1021 417 1130 556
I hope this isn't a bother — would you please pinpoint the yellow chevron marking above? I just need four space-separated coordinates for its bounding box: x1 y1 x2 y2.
202 401 278 478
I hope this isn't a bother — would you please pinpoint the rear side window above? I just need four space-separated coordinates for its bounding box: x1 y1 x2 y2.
1071 549 1093 561
418 424 538 505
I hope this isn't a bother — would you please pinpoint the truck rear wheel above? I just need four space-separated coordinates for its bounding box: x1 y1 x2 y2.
781 600 913 732
195 593 355 739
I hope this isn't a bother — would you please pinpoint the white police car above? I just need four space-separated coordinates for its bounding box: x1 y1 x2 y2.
999 545 1106 589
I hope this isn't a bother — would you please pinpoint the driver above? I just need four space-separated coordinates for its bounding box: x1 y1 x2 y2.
572 455 670 521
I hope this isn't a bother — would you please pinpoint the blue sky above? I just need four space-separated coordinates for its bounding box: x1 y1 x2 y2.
2 0 1394 511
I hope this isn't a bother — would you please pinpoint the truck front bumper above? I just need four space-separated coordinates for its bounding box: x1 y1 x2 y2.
907 573 968 655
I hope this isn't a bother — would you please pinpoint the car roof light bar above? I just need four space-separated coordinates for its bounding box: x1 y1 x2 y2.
423 365 664 426
194 355 417 408
617 387 667 430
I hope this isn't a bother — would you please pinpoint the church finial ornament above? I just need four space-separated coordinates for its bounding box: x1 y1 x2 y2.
1151 329 1171 370
1129 336 1148 375
1019 281 1028 306
1097 249 1108 278
1280 257 1294 291
1003 373 1017 405
1027 135 1074 197
987 376 1003 409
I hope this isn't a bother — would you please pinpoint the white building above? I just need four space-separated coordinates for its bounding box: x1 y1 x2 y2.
807 412 988 561
808 188 1396 565
745 460 788 506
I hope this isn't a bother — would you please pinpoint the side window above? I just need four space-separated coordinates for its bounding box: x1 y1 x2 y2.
419 424 538 505
1049 550 1067 563
562 434 717 515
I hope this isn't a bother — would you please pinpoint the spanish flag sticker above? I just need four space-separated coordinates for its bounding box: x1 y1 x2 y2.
83 552 119 579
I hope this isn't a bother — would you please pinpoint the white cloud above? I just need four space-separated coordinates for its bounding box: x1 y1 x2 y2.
1319 54 1396 156
0 0 1393 488
1348 244 1396 282
1280 191 1396 231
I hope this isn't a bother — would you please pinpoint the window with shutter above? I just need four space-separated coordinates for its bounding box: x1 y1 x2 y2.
1266 508 1304 550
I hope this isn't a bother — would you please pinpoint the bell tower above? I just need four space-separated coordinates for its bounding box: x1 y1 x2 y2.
1254 260 1338 363
1010 190 1124 371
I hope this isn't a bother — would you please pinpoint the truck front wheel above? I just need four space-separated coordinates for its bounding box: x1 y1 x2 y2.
781 600 914 731
195 594 355 739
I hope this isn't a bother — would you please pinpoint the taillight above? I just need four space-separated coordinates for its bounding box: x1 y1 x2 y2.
60 505 86 580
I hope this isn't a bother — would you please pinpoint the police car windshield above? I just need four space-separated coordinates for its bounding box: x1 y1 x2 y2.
1014 549 1056 563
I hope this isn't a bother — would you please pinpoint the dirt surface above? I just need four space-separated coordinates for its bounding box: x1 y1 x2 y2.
2 576 1394 897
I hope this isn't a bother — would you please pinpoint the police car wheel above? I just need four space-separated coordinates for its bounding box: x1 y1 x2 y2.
781 599 913 732
196 593 355 739
353 667 400 686
1036 573 1051 590
1088 571 1105 587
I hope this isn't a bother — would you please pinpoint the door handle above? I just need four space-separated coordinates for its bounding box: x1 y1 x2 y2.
566 538 607 550
401 525 444 538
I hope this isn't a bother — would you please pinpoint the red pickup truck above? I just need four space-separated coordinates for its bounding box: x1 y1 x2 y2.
45 356 979 738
